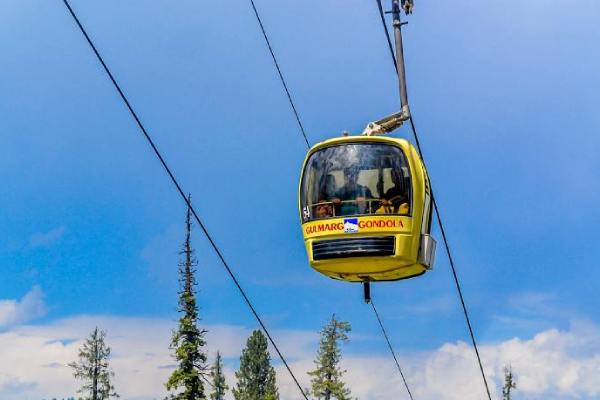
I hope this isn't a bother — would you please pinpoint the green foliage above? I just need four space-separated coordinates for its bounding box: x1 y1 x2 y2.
502 365 517 400
209 351 228 400
68 327 118 400
166 198 209 400
308 315 352 400
233 330 279 400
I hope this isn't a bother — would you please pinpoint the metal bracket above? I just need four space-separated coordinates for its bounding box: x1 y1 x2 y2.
361 105 411 136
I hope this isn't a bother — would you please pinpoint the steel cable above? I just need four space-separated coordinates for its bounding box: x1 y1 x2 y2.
376 0 398 68
248 0 311 148
409 117 493 400
371 301 415 400
61 1 309 398
374 2 493 399
247 2 418 397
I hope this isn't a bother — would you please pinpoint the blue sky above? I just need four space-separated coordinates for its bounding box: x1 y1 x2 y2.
1 1 600 399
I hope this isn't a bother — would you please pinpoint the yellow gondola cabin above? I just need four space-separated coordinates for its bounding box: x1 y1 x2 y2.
299 135 436 282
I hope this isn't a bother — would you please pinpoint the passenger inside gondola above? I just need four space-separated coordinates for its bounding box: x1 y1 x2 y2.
332 167 374 216
379 169 410 215
315 174 337 218
301 143 412 221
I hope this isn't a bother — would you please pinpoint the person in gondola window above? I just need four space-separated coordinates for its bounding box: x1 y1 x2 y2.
380 169 409 214
315 174 337 218
331 167 373 216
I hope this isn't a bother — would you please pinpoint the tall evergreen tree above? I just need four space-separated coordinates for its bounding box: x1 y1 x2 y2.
308 315 352 400
68 327 118 400
166 196 208 399
233 330 279 400
209 351 228 400
502 365 517 400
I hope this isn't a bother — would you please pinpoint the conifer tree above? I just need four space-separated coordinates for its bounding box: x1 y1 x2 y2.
68 327 118 400
209 351 228 400
502 365 517 400
233 330 279 400
308 315 352 400
166 196 208 399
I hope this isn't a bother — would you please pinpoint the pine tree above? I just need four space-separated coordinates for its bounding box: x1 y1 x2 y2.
166 196 209 399
233 330 279 400
209 351 228 400
68 327 118 400
308 315 352 400
502 365 517 400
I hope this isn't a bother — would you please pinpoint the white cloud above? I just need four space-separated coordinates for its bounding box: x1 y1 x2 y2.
0 286 47 328
276 321 600 400
29 226 66 248
0 315 599 400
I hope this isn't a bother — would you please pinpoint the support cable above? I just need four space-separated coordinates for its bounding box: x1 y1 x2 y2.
370 301 415 400
373 3 493 400
375 0 398 68
410 117 493 400
248 0 311 148
61 2 309 398
248 2 417 397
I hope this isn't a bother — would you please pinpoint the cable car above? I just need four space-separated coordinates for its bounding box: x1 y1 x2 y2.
298 133 436 282
298 0 434 285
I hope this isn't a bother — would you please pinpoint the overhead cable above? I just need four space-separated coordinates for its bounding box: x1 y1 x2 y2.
373 3 494 400
247 1 419 398
60 1 309 398
248 0 311 148
410 117 493 400
371 301 415 400
375 0 398 68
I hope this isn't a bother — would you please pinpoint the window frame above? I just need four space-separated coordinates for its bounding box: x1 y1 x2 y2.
300 142 413 222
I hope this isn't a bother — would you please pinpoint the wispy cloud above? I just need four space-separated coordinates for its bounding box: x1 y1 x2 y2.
0 315 599 400
0 286 47 329
490 291 576 338
507 291 557 316
29 226 66 248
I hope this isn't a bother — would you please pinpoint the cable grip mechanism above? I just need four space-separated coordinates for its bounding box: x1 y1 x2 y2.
361 105 411 136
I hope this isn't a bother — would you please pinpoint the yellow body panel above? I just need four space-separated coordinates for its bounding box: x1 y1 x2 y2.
299 136 432 282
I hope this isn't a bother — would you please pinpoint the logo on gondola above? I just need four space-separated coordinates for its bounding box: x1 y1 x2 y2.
343 218 359 233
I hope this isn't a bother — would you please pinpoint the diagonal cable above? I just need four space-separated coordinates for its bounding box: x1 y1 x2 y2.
373 2 494 399
409 116 493 400
248 2 419 397
375 0 397 68
247 3 419 399
248 0 310 148
370 301 415 400
60 1 309 398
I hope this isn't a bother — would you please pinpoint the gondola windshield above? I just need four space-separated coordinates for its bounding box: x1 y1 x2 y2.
301 143 411 222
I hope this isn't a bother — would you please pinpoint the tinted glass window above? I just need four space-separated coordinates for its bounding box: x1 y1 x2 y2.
301 143 411 221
